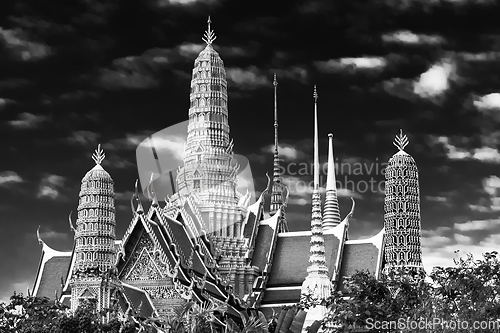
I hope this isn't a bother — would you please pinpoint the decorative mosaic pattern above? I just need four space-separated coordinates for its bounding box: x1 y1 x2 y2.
142 286 179 299
383 131 424 273
121 235 156 280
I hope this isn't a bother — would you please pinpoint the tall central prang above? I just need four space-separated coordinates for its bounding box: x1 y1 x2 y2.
176 17 242 239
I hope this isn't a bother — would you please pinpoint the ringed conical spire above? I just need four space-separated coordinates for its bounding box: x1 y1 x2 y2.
270 74 288 232
323 133 341 229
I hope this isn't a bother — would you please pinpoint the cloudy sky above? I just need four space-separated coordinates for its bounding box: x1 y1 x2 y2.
1 0 500 302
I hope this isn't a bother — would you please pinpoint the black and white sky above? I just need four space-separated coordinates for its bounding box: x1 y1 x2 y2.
1 0 500 302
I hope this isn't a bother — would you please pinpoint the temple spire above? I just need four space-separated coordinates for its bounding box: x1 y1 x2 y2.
71 145 119 315
323 133 341 229
313 85 319 189
270 74 288 231
383 130 424 276
202 16 217 45
301 85 331 327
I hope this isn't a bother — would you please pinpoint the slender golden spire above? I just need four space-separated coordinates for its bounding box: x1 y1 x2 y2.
202 16 217 45
323 133 341 229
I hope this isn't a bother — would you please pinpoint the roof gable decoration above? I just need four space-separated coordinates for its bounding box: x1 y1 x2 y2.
121 283 159 318
145 173 159 208
62 250 77 295
238 188 252 211
241 173 270 249
173 276 195 300
33 226 72 297
119 225 171 280
161 216 196 265
324 219 349 283
185 194 206 234
259 210 281 268
341 197 356 235
173 200 219 273
122 214 160 259
246 209 281 308
124 247 165 281
122 180 151 246
115 241 126 267
179 206 201 242
151 245 181 280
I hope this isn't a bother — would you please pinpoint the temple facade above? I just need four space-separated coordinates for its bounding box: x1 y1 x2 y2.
32 18 424 329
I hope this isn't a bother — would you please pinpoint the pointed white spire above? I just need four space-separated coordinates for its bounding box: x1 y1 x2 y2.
313 85 319 190
301 85 331 328
323 133 341 229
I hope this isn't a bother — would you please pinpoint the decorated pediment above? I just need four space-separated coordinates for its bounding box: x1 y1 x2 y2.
125 247 164 281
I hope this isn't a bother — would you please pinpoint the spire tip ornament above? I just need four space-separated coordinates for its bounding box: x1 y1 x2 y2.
202 16 217 45
313 85 318 102
92 144 105 165
393 129 409 152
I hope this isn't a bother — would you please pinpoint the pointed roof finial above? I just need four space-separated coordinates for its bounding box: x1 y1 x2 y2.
36 225 44 245
393 129 409 152
92 144 105 165
202 16 217 45
68 211 76 234
134 179 144 214
313 85 318 103
148 173 158 207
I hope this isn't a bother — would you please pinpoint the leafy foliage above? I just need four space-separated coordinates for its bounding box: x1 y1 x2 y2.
312 252 500 333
